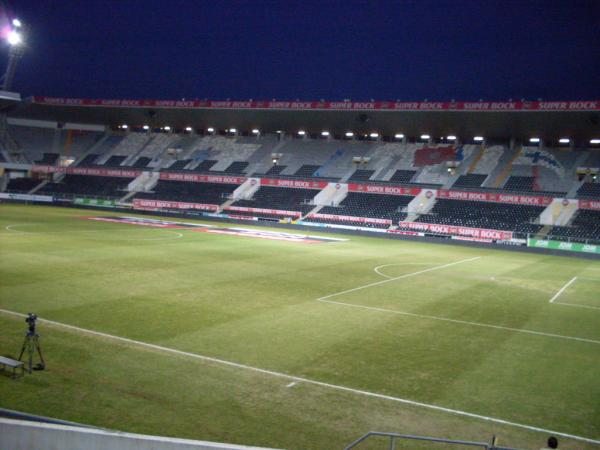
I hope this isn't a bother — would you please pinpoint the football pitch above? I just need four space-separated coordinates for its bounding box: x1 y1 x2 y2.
0 204 599 449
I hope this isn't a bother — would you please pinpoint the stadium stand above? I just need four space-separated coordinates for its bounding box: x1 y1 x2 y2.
191 159 218 172
77 154 99 166
293 164 321 178
230 186 317 217
318 192 412 224
413 199 544 234
166 159 192 170
100 155 127 167
34 153 59 165
347 169 375 181
577 182 600 198
452 174 487 188
263 165 287 176
388 170 416 184
135 180 238 205
39 175 134 198
6 177 42 192
220 161 249 174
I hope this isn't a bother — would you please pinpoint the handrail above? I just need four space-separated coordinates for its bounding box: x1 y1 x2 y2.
344 431 522 450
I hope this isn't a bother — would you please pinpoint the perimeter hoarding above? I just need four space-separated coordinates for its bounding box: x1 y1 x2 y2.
399 221 513 240
528 238 600 255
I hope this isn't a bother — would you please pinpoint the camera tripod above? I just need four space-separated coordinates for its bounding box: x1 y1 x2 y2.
18 331 45 373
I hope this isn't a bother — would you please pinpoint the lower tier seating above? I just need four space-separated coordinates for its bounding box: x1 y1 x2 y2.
388 170 416 183
293 165 321 177
166 159 192 170
348 169 375 181
319 192 412 222
416 199 544 234
136 181 238 205
231 186 316 215
77 154 99 166
548 210 600 242
6 177 42 192
38 175 134 198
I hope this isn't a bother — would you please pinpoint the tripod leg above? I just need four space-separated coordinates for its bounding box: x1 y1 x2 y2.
28 338 33 373
18 335 28 361
34 335 45 369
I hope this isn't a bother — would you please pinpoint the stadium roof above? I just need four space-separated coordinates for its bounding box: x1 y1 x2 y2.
9 96 600 143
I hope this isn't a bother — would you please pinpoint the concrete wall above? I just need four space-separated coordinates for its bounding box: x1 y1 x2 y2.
0 418 279 450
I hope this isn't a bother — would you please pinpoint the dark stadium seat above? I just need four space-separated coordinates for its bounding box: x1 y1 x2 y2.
77 154 99 166
319 192 412 222
220 161 249 174
6 177 42 193
35 153 59 165
230 186 317 217
548 210 600 242
38 175 134 198
135 180 238 205
293 165 321 177
347 169 375 181
191 159 217 172
388 170 416 184
576 182 600 199
131 157 151 168
414 199 544 234
452 174 487 188
100 155 127 167
166 159 192 170
264 165 287 176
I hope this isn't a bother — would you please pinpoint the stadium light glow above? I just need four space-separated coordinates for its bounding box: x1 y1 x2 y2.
163 126 171 131
591 139 600 144
120 124 128 129
394 133 404 139
229 128 237 133
142 125 149 130
447 135 457 141
420 134 430 140
298 130 306 136
369 132 379 138
345 132 354 137
185 126 193 132
473 136 484 142
559 138 570 144
7 30 22 46
12 18 22 28
529 137 540 143
321 131 330 137
252 129 260 134
207 127 215 133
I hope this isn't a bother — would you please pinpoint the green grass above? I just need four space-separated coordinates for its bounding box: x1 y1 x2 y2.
0 204 599 449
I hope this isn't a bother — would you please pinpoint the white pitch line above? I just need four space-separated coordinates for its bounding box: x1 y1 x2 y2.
318 299 600 345
549 277 578 303
552 302 600 311
318 256 481 301
373 262 441 279
0 309 598 445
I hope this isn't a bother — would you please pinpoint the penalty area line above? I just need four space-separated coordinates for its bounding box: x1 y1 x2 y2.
549 277 577 303
0 309 598 445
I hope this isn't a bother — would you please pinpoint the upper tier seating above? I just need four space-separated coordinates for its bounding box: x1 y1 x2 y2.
167 159 192 170
6 177 42 192
453 174 487 188
136 181 238 205
220 161 249 174
231 186 317 215
131 157 151 168
293 165 321 177
577 182 600 198
415 199 544 234
388 170 416 183
35 153 59 165
503 176 535 192
100 155 127 167
348 169 375 181
38 175 134 198
78 154 99 166
548 210 600 243
192 159 217 172
319 192 412 222
264 165 286 176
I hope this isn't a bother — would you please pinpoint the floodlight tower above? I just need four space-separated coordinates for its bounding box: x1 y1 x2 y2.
0 19 26 151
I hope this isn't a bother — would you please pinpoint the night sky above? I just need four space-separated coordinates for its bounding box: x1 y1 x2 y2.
3 0 600 101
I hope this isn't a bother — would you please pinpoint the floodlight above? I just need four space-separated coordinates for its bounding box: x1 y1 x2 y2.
185 126 193 132
321 131 330 137
420 134 430 140
473 136 484 142
12 19 22 28
120 124 128 129
591 139 600 145
142 125 149 130
559 138 570 144
394 133 404 139
229 128 237 133
369 132 379 138
207 127 215 132
7 30 22 46
252 129 260 134
345 132 354 137
447 135 457 141
298 130 306 136
163 126 171 131
529 137 540 143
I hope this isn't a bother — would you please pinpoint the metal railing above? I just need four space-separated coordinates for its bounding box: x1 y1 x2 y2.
344 431 522 450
